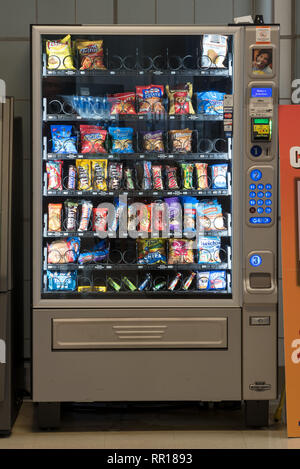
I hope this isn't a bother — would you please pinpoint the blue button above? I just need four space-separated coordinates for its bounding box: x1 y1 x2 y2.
250 169 262 181
249 217 271 224
257 207 264 213
257 184 264 190
265 199 272 206
250 254 262 267
249 200 256 206
257 191 264 198
251 145 262 157
257 200 264 205
265 184 272 190
249 192 256 198
249 184 256 190
265 207 272 214
265 191 272 198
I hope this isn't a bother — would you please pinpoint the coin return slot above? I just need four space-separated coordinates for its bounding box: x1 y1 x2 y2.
249 273 271 289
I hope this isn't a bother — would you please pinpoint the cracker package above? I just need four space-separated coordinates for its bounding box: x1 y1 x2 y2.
166 82 195 115
46 34 75 70
169 129 193 153
76 39 106 70
136 84 165 114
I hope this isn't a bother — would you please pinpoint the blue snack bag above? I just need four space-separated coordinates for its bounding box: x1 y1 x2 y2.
196 91 225 115
47 270 77 291
108 127 134 153
51 125 78 154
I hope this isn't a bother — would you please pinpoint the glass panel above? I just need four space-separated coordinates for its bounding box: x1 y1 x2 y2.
40 32 234 299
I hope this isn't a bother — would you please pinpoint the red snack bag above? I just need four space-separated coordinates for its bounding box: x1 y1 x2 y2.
136 84 165 114
152 165 164 190
93 207 108 232
80 125 107 154
109 92 136 115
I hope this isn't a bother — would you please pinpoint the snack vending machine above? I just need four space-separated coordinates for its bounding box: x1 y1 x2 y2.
31 25 279 428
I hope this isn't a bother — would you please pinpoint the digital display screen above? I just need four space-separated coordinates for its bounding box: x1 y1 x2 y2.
251 87 273 98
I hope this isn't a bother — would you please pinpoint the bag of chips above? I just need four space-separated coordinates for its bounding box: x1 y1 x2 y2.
196 91 225 115
211 164 228 189
46 161 63 191
136 84 165 114
109 92 136 115
166 82 195 115
195 163 209 190
108 127 134 153
143 131 164 153
46 34 75 70
47 237 80 264
137 238 167 265
92 160 107 191
80 125 107 154
47 271 77 291
201 34 228 68
168 239 194 264
48 203 62 232
169 129 193 153
197 236 221 264
51 125 77 154
76 159 91 191
76 39 106 70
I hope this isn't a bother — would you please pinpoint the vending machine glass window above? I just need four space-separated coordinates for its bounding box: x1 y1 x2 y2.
39 33 234 301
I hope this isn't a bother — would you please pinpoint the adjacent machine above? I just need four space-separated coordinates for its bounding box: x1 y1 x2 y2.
31 25 279 428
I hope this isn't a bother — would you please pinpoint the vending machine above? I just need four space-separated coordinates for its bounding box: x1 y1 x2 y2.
31 25 279 428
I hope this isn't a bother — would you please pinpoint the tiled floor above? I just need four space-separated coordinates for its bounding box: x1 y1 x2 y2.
0 399 299 449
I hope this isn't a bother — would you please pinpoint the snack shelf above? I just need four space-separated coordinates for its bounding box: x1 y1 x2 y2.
44 230 231 239
44 188 231 197
42 289 231 297
45 152 230 161
43 69 232 78
46 262 229 272
45 114 224 122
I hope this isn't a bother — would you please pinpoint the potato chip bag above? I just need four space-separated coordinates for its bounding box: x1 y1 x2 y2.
166 82 195 115
136 84 165 114
109 93 136 115
76 39 106 70
80 125 107 154
46 34 75 70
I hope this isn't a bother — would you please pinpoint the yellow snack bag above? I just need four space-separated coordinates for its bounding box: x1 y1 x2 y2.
92 160 107 191
76 159 92 191
46 34 75 70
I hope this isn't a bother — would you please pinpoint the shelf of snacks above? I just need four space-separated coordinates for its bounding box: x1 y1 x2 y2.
45 152 230 162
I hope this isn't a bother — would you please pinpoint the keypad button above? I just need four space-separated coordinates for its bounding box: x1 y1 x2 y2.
249 200 256 206
257 200 264 206
265 191 272 198
249 217 271 224
257 184 264 190
257 191 264 198
249 192 256 198
257 207 264 214
265 199 272 206
250 169 262 181
250 207 256 213
265 207 272 214
265 184 272 190
249 184 256 190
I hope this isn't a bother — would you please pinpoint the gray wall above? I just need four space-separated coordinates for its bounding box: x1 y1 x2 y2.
1 0 290 372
